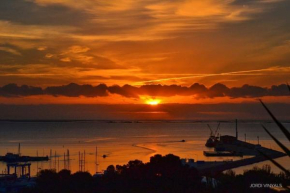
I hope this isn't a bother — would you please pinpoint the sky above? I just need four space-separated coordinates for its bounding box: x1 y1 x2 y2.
0 0 290 114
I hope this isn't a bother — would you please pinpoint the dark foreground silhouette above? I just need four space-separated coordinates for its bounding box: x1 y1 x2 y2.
21 154 289 193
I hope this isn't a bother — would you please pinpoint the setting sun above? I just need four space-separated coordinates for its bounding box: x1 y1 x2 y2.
146 99 161 106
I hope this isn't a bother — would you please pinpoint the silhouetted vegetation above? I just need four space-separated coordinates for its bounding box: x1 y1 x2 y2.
20 154 290 193
216 165 290 193
21 154 202 193
259 100 290 178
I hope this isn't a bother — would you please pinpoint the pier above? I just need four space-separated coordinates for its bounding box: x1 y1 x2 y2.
184 145 286 175
7 163 31 178
198 120 287 175
203 151 243 157
194 151 285 175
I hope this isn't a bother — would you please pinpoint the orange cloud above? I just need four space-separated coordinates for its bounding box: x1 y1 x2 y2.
0 0 290 91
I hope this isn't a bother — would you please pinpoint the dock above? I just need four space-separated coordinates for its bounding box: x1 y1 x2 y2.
203 151 243 157
184 146 286 175
197 120 287 175
0 163 35 193
196 151 285 175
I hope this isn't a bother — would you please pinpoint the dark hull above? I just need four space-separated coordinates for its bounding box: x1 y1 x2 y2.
0 156 49 163
205 143 216 148
205 137 218 147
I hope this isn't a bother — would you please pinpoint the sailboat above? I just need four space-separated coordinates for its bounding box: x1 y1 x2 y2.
93 146 103 177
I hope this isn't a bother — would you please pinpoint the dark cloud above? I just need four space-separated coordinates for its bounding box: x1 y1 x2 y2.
269 84 290 96
0 84 43 97
139 84 188 97
45 83 108 97
0 0 90 26
0 83 289 98
108 84 139 98
208 83 230 98
228 84 268 98
190 83 207 93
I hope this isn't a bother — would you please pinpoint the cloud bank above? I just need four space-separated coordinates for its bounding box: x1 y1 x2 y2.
0 83 289 99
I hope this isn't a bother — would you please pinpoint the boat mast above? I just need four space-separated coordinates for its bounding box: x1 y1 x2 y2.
95 146 98 173
18 143 21 156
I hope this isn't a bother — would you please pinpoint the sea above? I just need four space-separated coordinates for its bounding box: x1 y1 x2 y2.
0 120 289 176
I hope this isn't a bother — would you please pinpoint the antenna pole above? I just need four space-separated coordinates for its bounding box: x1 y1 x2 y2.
49 149 52 169
58 156 59 172
96 146 98 173
64 153 66 170
79 151 80 171
54 151 57 170
67 149 70 170
81 153 84 172
236 119 238 140
84 150 86 171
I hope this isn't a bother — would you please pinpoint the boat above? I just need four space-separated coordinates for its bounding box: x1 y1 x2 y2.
0 144 49 163
93 146 104 177
205 120 239 148
205 123 220 147
205 137 219 147
0 153 49 163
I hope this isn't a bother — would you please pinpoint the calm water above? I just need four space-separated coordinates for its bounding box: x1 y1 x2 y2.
0 121 289 176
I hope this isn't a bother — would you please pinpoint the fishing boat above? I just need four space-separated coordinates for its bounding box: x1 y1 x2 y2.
205 123 220 147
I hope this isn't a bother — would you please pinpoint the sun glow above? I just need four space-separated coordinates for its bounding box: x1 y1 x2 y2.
146 99 161 105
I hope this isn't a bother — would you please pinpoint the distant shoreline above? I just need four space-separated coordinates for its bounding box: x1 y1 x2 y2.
0 119 289 123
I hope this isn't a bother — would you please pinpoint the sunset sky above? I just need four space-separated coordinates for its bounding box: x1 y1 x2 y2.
0 0 290 110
